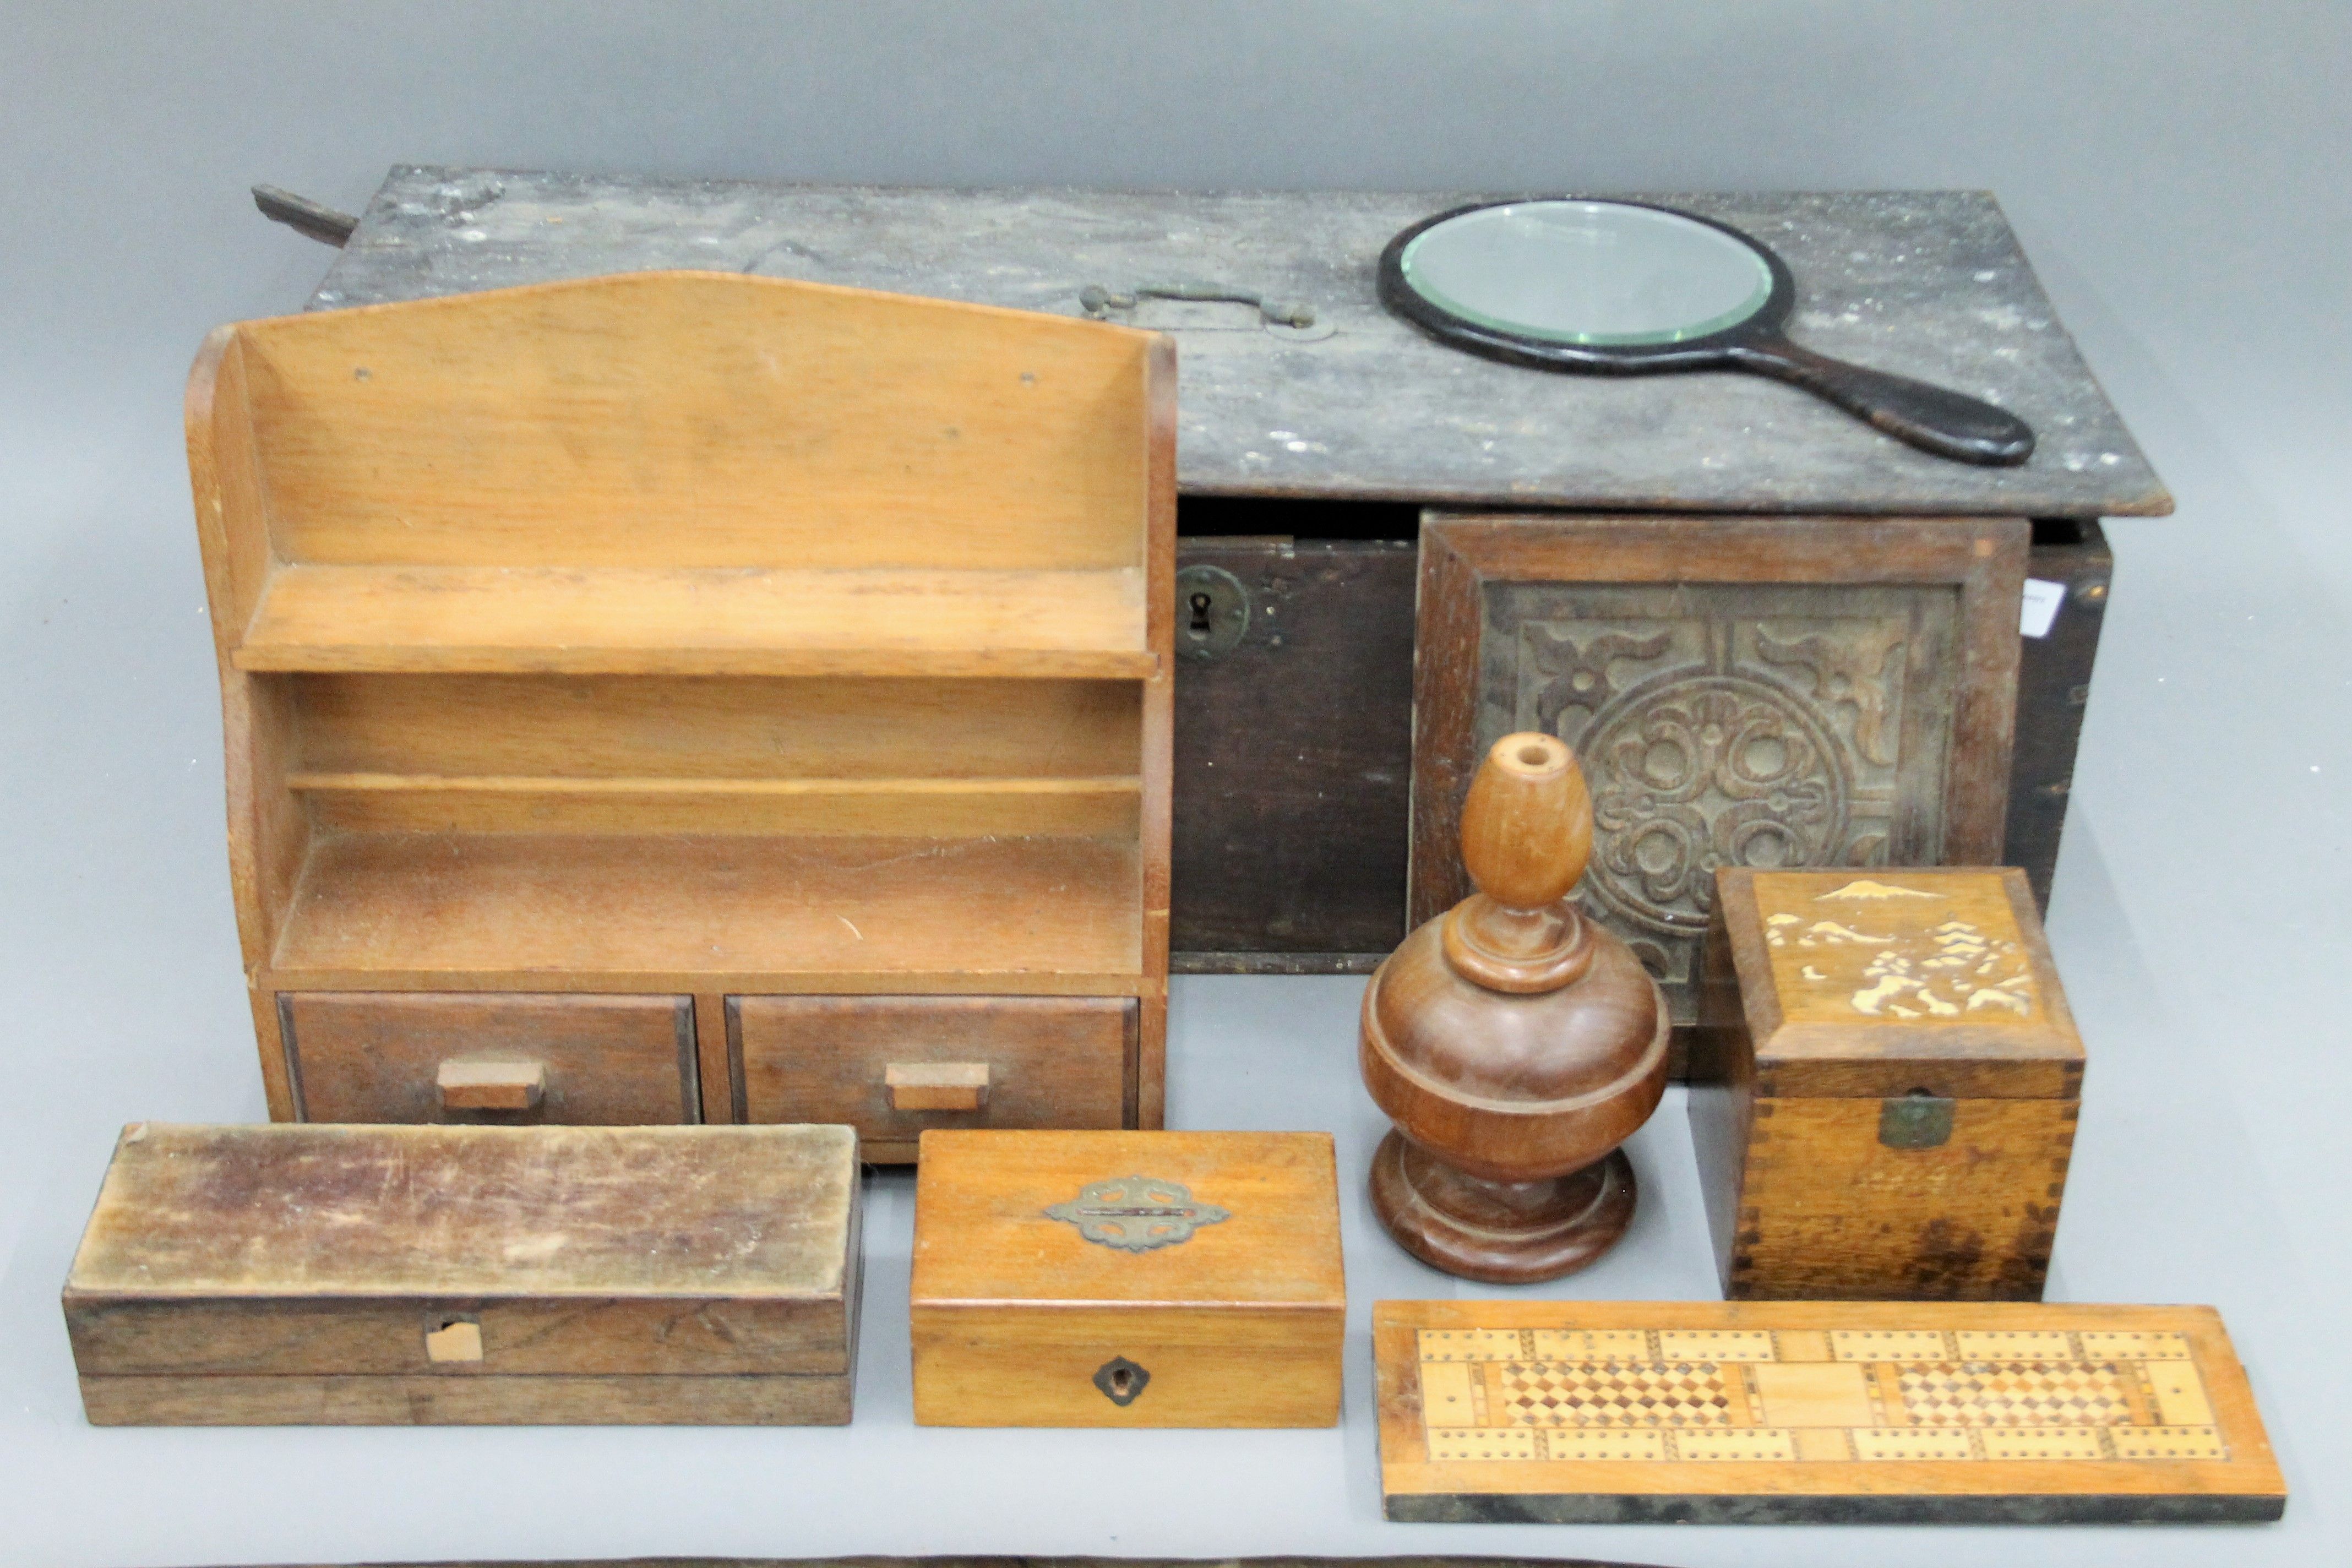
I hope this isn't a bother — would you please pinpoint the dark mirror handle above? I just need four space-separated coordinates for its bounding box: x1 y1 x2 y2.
1731 337 2034 466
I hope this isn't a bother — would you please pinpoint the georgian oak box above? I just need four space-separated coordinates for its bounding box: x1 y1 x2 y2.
63 1122 861 1424
1689 867 2083 1300
910 1129 1344 1427
297 172 2163 976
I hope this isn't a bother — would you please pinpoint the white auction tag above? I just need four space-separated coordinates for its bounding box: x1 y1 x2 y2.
2020 578 2065 639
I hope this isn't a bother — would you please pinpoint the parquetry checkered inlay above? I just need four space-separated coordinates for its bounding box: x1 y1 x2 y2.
1413 1327 2228 1464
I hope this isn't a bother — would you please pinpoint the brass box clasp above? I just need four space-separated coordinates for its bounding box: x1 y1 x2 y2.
1879 1092 1956 1150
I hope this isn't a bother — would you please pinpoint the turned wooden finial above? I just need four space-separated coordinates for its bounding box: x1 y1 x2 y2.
1444 733 1598 993
1358 729 1670 1283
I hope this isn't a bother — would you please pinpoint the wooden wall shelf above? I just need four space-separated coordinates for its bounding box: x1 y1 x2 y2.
189 270 1176 1144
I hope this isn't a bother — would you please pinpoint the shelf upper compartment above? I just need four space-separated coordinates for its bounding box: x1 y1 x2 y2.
269 831 1145 987
231 564 1153 677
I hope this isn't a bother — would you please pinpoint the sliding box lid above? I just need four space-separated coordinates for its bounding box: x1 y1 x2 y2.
65 1123 859 1378
912 1130 1343 1310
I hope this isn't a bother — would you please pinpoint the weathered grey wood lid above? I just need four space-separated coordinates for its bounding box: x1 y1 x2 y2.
311 167 2166 518
66 1122 857 1299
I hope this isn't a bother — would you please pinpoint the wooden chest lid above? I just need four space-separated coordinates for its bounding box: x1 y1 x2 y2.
911 1130 1344 1311
319 170 2171 520
67 1122 858 1302
1715 868 2083 1098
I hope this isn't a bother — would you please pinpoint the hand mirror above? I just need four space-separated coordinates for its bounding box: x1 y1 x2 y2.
1379 199 2034 466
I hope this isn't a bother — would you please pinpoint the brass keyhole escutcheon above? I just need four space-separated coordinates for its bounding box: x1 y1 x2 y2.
1093 1354 1151 1407
1174 564 1249 660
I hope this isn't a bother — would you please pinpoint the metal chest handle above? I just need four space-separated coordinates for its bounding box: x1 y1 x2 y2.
1080 281 1315 329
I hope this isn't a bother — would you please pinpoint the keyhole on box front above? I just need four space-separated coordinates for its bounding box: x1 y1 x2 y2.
1093 1353 1149 1404
1173 564 1247 661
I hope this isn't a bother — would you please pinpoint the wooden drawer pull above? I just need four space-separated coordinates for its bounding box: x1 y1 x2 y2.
437 1059 546 1112
885 1062 990 1112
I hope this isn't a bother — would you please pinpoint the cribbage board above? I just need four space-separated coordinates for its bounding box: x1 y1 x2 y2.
1375 1301 2283 1523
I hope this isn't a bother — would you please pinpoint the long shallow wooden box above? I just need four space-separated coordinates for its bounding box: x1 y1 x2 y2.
63 1123 861 1425
910 1130 1345 1427
189 270 1175 1144
1691 867 2082 1300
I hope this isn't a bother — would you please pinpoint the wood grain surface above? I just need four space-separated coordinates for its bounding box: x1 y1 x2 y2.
732 995 1134 1158
241 270 1152 573
1169 534 1417 960
311 173 2171 519
190 270 1172 1133
79 1371 852 1427
1375 1300 2283 1523
911 1131 1344 1427
297 177 2139 981
1690 867 2082 1300
235 564 1152 679
282 992 697 1124
1411 513 2026 1054
66 1123 862 1425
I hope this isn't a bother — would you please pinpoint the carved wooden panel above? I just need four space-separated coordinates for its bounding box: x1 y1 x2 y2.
1412 516 2026 1043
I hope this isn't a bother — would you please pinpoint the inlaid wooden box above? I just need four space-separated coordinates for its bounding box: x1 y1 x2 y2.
910 1129 1344 1427
64 1122 861 1425
1690 867 2082 1300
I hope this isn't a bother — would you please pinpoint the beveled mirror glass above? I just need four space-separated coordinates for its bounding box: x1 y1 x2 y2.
1395 199 1776 346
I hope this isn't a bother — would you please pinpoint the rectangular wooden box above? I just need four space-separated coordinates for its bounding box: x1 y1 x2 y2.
1375 1299 2284 1523
910 1129 1344 1427
1691 867 2083 1300
64 1121 861 1425
313 175 2160 978
190 269 1175 1140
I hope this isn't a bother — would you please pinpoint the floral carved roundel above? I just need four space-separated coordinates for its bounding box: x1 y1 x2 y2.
1578 674 1852 936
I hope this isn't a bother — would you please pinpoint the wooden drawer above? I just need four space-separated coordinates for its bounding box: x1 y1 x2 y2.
282 992 699 1124
730 995 1133 1159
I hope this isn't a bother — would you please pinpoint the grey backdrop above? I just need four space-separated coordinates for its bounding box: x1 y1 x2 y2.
3 4 2347 1566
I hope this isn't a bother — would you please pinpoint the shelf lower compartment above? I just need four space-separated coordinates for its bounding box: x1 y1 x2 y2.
268 831 1145 987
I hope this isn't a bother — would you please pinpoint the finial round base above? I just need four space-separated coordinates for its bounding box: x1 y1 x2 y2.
1368 1130 1637 1284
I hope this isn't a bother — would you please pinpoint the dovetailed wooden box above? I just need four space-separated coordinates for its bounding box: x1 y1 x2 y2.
1690 867 2082 1300
63 1122 861 1425
910 1130 1345 1427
